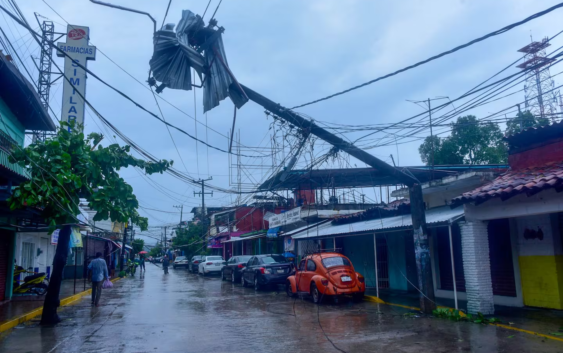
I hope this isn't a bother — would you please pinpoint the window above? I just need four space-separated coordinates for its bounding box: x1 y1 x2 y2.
238 256 252 263
306 260 316 271
21 242 34 271
299 260 306 271
207 256 223 261
321 256 351 269
261 256 285 264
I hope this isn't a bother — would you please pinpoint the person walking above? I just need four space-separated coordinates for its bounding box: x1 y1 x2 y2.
88 252 108 307
162 255 170 275
139 254 146 272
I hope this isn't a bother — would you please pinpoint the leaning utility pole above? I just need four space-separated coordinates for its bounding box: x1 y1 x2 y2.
194 177 213 240
174 204 184 231
241 85 436 313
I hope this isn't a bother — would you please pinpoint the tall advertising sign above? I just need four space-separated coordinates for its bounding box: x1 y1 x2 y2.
57 25 96 130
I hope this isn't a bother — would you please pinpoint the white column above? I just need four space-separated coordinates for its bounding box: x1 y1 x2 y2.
459 220 494 315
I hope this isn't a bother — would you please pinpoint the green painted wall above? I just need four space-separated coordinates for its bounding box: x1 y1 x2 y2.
0 96 25 146
342 234 376 288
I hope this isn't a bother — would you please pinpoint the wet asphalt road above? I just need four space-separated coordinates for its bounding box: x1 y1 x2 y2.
1 263 562 353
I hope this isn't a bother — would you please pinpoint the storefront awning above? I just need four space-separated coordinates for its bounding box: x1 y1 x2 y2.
292 206 464 240
222 233 266 243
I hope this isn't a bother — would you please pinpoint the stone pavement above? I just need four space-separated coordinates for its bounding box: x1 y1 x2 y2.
0 263 561 352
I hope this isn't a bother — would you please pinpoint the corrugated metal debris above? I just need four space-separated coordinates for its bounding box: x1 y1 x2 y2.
149 10 247 112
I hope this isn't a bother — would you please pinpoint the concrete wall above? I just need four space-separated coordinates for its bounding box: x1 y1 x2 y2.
15 232 56 280
341 234 376 288
515 213 563 309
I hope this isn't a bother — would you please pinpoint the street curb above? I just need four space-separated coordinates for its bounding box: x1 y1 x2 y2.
364 295 563 343
0 277 122 334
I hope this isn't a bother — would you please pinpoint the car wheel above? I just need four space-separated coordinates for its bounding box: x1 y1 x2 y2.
286 281 295 298
254 276 261 291
231 271 236 283
311 283 321 304
353 292 365 303
241 274 247 287
221 270 226 281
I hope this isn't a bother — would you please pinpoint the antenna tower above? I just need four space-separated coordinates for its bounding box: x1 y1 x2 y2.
517 37 560 120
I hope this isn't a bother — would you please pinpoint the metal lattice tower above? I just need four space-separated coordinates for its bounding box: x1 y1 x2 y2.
37 21 54 113
517 37 560 120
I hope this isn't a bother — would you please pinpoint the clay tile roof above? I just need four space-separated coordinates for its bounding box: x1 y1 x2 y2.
451 162 563 206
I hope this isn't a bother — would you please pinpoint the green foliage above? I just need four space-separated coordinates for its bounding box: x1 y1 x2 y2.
149 242 163 257
118 270 126 278
432 308 501 325
131 239 145 254
7 121 172 233
419 115 507 165
172 224 208 257
505 110 550 136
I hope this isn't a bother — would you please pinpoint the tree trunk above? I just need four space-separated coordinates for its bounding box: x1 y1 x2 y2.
40 225 71 325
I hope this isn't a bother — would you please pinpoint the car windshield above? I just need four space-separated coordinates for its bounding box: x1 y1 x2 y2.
261 255 285 264
175 256 186 261
207 256 223 261
322 257 351 269
238 256 252 262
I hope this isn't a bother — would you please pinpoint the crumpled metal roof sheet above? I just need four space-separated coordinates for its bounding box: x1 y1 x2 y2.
149 10 247 113
291 206 464 239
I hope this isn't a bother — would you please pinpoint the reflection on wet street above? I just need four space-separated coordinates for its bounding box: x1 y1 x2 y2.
1 264 560 352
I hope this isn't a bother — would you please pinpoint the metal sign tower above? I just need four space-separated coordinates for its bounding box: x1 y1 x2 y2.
517 37 560 120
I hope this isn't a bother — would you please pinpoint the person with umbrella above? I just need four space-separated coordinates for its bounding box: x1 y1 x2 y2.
138 251 147 272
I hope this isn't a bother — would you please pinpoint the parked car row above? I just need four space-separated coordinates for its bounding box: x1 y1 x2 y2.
180 252 366 304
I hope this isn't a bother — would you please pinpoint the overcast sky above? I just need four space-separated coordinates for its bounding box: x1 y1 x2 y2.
6 0 563 243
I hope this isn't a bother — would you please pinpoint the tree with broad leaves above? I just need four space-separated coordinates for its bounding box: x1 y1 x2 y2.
132 238 145 255
8 122 172 325
418 115 507 165
505 110 550 136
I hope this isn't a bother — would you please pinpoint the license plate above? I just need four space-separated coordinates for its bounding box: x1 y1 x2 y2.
215 263 221 266
277 269 285 274
341 276 352 282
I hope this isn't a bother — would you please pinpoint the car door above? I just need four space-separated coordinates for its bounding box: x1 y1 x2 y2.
225 257 234 276
296 259 306 291
299 259 316 292
243 257 255 282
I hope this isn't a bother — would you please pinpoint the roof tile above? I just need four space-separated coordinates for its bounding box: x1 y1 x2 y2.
452 162 563 206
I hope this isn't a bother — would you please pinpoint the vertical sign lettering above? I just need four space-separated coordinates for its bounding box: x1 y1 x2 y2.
57 25 96 131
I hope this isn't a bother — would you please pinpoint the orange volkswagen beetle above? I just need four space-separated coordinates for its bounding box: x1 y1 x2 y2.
286 252 365 303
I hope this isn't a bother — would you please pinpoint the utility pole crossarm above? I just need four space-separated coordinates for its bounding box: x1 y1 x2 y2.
241 85 416 186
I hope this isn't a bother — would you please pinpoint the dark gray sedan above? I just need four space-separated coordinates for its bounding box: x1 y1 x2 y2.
221 255 252 282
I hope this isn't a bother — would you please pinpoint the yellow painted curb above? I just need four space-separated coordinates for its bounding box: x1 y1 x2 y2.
364 295 562 342
0 277 122 334
491 323 563 343
364 295 419 311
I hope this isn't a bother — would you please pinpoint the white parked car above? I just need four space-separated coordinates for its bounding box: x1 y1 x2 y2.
198 256 225 276
173 256 189 269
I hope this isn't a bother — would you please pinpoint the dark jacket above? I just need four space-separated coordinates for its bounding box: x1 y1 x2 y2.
163 258 170 267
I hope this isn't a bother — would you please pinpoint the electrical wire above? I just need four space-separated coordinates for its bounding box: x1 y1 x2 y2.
291 2 563 109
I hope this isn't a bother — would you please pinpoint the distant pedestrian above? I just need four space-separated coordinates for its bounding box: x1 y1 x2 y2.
88 252 108 307
139 254 146 272
162 255 170 275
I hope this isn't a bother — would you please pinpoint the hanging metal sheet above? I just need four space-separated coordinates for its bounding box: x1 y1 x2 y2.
149 10 247 112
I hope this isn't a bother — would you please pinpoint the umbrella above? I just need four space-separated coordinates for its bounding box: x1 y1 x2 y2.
282 252 295 258
139 251 148 255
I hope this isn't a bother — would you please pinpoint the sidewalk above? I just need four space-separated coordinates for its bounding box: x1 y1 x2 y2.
366 288 563 338
0 278 92 324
